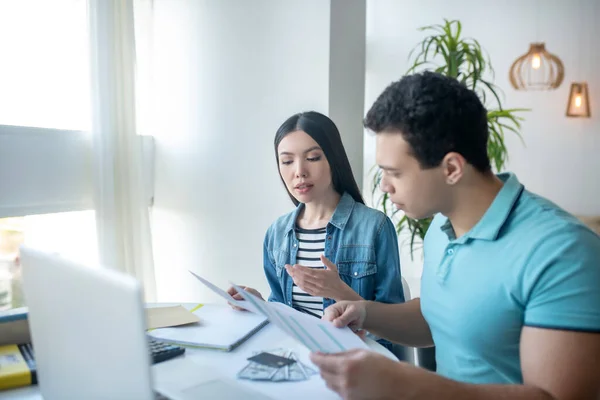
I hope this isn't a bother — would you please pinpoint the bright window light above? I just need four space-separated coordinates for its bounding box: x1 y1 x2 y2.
0 0 91 130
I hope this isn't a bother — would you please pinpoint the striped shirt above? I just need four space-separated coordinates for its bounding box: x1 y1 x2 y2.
292 226 326 318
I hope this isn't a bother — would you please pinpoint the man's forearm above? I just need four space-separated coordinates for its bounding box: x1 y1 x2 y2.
363 298 434 347
401 365 557 400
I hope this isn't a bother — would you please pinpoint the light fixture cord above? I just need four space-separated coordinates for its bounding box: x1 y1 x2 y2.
535 0 540 43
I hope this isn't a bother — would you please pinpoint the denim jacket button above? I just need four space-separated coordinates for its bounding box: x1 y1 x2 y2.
293 243 297 247
354 272 358 276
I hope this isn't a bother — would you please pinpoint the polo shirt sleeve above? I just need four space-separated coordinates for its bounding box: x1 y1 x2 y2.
523 227 600 332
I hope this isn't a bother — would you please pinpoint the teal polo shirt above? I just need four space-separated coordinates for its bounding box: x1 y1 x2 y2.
420 172 600 384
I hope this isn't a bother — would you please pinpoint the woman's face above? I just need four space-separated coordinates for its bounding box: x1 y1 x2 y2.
277 130 334 204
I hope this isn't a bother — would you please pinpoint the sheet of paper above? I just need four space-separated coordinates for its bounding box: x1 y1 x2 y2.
145 305 200 330
229 282 369 354
189 271 260 314
148 304 268 349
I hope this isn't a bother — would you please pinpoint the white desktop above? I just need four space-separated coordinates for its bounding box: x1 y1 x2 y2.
1 247 396 399
18 246 271 400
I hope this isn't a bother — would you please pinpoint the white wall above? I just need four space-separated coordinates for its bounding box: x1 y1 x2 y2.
363 0 600 294
149 0 366 302
329 0 366 190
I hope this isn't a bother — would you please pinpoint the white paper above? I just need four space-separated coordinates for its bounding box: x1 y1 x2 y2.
229 282 368 354
189 270 260 314
148 304 267 349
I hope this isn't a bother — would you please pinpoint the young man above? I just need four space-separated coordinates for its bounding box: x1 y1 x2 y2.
310 72 600 400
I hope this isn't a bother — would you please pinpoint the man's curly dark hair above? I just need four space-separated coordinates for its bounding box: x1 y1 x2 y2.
364 71 491 173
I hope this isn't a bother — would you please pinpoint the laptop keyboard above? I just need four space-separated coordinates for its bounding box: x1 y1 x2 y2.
148 338 185 364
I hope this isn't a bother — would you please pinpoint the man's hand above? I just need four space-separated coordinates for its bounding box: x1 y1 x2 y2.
226 285 263 311
322 300 367 333
285 255 360 301
310 349 403 400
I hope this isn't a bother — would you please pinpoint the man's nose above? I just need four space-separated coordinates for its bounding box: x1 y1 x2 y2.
380 176 393 193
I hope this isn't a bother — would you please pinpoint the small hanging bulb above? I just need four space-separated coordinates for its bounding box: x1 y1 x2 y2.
531 54 541 69
566 82 591 118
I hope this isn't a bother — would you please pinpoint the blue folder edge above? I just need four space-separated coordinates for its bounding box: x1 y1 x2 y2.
0 307 28 323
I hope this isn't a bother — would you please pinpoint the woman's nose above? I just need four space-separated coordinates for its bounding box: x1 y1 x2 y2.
295 164 307 178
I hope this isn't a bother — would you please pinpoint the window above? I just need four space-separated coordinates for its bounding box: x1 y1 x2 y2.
0 0 97 311
0 0 90 130
0 211 98 310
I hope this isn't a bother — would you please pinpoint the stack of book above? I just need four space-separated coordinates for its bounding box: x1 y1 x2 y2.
0 342 36 391
0 308 36 391
0 307 29 346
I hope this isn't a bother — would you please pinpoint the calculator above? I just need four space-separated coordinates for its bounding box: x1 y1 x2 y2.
148 338 185 364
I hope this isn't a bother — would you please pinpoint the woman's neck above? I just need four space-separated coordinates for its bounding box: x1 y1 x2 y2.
297 190 341 229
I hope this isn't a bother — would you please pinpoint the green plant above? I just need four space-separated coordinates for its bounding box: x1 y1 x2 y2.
371 19 528 258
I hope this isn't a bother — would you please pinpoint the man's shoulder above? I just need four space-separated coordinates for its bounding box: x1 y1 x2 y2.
511 189 599 246
500 190 600 277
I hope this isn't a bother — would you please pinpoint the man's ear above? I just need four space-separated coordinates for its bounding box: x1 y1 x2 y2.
442 152 466 185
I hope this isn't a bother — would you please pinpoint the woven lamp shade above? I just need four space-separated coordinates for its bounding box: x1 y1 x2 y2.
509 43 564 90
566 82 591 117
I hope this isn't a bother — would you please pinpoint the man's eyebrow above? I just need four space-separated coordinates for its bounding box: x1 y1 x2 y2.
378 165 400 171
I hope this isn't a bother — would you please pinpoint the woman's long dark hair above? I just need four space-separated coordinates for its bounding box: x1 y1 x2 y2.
274 111 365 206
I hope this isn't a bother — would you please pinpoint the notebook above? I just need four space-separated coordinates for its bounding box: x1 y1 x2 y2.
147 304 268 351
0 342 36 391
0 307 30 346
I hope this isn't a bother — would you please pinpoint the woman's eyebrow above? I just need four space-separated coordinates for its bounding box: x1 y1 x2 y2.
279 146 322 156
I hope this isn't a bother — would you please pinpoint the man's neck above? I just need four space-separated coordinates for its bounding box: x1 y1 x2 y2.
298 191 341 229
445 172 504 238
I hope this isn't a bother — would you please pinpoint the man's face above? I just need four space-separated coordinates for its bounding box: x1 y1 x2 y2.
375 132 448 219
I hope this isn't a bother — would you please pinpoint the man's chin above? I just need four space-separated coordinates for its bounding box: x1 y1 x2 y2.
395 204 433 220
404 210 432 220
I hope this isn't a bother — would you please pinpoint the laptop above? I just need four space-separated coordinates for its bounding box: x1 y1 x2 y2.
20 246 272 400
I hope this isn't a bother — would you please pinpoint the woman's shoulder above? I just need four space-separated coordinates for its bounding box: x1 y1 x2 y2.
350 201 389 223
265 209 296 235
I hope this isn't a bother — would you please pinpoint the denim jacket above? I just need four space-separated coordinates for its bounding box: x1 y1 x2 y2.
263 192 405 311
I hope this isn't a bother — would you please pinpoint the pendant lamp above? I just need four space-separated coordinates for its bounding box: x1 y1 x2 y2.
566 82 591 117
509 43 564 90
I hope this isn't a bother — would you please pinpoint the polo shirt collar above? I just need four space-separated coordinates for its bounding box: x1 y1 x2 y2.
441 172 524 242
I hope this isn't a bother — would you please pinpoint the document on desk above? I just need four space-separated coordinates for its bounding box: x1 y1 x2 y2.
189 271 260 314
148 304 268 351
189 271 368 353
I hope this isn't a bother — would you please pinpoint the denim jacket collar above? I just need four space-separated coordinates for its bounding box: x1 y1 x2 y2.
283 192 356 235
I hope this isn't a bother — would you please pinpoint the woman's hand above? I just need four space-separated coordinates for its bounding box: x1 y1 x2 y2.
285 255 362 301
226 285 264 311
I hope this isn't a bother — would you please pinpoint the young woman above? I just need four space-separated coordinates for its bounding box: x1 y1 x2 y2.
228 111 405 351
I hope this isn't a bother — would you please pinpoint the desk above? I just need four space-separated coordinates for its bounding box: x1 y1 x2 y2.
0 303 396 400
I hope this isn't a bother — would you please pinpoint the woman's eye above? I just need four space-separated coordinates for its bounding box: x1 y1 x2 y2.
307 156 321 162
281 160 293 165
